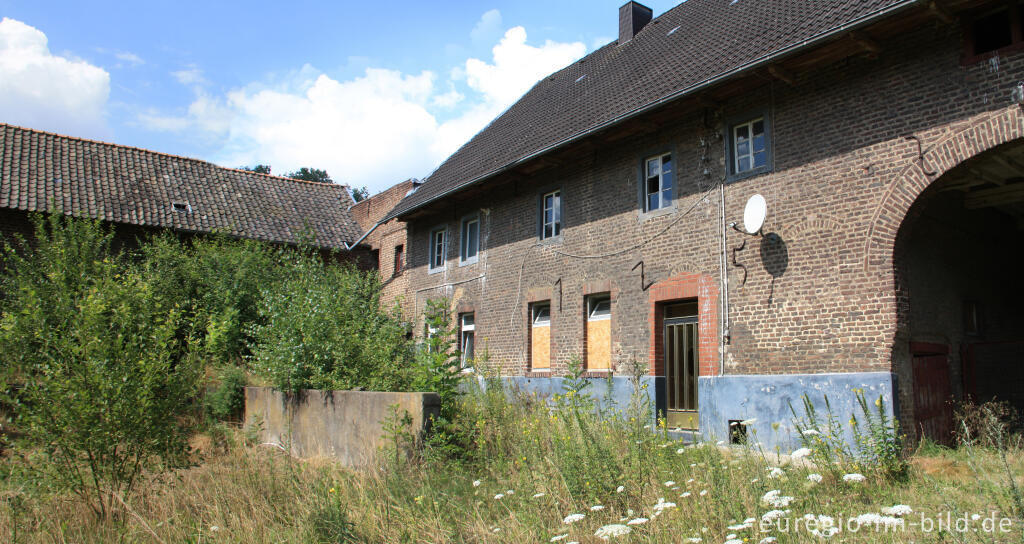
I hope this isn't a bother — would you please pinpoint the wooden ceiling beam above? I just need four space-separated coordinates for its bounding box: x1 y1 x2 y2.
767 65 797 86
849 31 882 58
965 165 1005 186
964 183 1024 209
989 151 1024 173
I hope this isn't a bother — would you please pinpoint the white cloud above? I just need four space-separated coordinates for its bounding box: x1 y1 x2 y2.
0 18 110 138
114 51 144 66
171 66 206 86
138 17 585 193
470 9 503 45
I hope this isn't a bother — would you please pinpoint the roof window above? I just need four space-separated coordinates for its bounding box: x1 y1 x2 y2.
172 201 191 213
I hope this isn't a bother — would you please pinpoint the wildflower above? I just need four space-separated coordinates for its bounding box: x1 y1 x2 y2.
699 489 708 497
750 478 759 483
972 514 982 521
881 505 913 517
414 495 423 503
627 509 634 516
727 521 752 530
652 497 677 515
807 473 823 483
473 479 482 487
626 518 649 525
676 448 685 454
664 480 676 487
550 535 568 542
790 447 812 460
494 493 506 500
767 467 784 478
685 539 702 543
761 490 794 508
802 429 820 436
616 485 625 493
761 509 789 525
594 524 631 539
853 513 904 530
740 418 757 425
758 537 778 544
591 505 605 511
533 492 546 499
680 491 691 498
842 473 866 483
804 514 839 538
506 489 514 495
563 513 586 524
686 478 695 483
492 527 501 533
724 539 742 544
210 526 219 532
328 487 336 494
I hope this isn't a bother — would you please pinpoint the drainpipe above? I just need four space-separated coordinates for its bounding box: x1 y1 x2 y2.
719 180 728 376
344 220 382 251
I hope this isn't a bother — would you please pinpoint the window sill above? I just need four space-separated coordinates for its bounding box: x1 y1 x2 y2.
638 205 676 222
538 234 563 245
726 165 772 183
580 370 613 378
525 370 552 378
458 257 479 268
427 266 446 275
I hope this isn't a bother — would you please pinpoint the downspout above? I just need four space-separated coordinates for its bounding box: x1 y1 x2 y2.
719 180 729 376
344 221 382 251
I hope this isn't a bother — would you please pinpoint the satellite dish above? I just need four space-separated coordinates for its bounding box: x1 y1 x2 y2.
743 194 767 235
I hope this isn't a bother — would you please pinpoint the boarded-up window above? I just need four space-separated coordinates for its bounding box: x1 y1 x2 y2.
530 303 551 370
586 294 611 371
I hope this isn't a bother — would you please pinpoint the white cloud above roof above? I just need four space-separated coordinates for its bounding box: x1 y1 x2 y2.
134 12 586 193
0 17 110 139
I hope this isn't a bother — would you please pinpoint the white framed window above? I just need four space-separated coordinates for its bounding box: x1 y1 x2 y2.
460 313 475 368
587 295 612 321
428 227 446 272
460 215 480 264
644 153 673 212
541 190 562 240
731 117 767 175
532 304 551 326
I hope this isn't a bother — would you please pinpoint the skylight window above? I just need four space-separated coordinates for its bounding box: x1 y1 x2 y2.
667 25 681 36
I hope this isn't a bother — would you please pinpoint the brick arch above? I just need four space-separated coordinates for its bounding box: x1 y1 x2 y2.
862 105 1024 273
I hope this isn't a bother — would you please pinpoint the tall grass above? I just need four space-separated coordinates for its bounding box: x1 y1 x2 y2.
2 384 1021 543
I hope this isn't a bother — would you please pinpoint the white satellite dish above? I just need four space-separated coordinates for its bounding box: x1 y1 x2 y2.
742 194 767 235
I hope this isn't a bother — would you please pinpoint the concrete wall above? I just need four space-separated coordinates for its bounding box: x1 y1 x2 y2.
244 387 440 466
698 372 897 452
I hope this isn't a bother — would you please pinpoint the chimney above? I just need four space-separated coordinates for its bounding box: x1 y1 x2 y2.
619 1 653 44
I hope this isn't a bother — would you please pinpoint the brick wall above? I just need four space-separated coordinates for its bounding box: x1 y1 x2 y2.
401 23 1024 434
349 180 415 318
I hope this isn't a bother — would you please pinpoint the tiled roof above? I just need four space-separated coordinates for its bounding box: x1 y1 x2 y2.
0 123 362 248
388 0 915 220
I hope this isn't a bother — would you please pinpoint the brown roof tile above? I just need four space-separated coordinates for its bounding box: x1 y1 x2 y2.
0 123 362 248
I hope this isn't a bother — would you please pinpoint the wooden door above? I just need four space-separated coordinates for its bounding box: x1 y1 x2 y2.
911 342 953 445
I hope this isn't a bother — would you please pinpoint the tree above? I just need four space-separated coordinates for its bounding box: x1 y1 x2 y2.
239 164 272 174
287 167 332 184
351 186 369 202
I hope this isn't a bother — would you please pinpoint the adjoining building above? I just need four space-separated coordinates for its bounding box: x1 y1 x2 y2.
349 179 418 317
0 123 370 262
374 0 1024 447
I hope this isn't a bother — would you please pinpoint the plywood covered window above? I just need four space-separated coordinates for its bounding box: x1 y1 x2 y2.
530 303 551 370
586 294 611 371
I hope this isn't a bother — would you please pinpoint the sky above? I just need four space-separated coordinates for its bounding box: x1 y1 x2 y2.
0 0 680 194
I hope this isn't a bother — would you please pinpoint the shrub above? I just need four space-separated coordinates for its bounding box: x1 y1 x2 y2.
0 214 203 518
249 253 414 393
205 365 249 422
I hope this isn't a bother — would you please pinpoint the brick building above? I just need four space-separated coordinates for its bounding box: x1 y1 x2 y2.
376 0 1024 447
0 123 369 260
349 179 417 316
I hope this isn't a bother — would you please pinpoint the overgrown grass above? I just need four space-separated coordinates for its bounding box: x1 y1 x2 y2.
2 385 1021 543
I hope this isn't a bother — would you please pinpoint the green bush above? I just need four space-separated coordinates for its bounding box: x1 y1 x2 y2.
249 253 415 393
0 214 203 518
205 365 248 422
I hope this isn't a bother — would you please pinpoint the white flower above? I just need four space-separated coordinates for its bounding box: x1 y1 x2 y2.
685 539 702 543
676 448 686 454
533 492 546 499
472 479 481 487
493 493 504 500
726 534 738 540
881 504 913 517
664 480 676 487
767 467 785 478
550 535 568 542
761 490 795 508
727 521 752 530
740 418 757 425
843 473 866 483
594 524 631 539
802 429 820 436
761 509 789 524
686 478 695 484
652 498 677 515
804 514 839 538
724 539 743 544
758 537 778 544
853 513 904 530
492 527 501 533
563 513 586 524
627 509 634 516
209 526 219 532
790 447 812 460
590 505 605 511
680 491 692 498
972 513 982 521
743 517 755 524
506 489 514 495
616 485 625 493
626 518 649 525
699 489 708 496
807 473 823 483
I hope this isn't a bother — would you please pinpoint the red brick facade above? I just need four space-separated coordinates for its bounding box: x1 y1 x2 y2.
349 181 415 317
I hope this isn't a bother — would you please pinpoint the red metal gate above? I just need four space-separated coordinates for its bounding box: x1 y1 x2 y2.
911 342 954 445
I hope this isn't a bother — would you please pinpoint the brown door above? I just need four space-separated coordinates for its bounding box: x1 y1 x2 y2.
911 342 953 445
665 306 698 430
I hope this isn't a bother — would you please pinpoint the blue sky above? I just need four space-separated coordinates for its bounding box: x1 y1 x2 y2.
0 0 679 194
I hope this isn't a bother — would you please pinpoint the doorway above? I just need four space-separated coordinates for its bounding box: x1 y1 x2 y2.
664 302 698 430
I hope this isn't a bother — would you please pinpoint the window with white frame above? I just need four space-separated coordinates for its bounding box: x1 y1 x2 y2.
588 296 611 321
731 117 768 175
460 215 479 264
541 190 561 239
644 153 673 212
428 227 446 271
460 313 475 367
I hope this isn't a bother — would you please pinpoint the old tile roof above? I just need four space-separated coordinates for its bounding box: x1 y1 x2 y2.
388 0 916 220
0 123 362 249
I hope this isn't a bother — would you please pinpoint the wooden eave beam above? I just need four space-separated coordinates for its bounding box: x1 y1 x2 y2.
766 65 796 86
849 31 882 57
